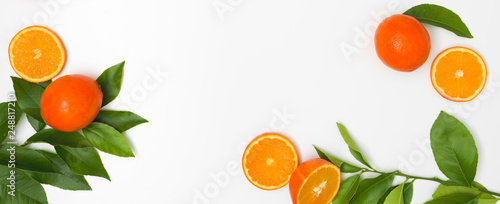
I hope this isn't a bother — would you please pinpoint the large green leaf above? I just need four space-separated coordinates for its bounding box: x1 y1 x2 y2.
337 123 372 169
96 61 124 107
332 174 361 204
94 110 148 132
11 77 45 121
0 145 58 173
83 122 134 157
430 111 478 186
25 150 92 191
26 115 46 132
404 4 473 38
55 146 110 180
425 194 479 204
433 182 498 204
350 173 396 204
383 182 405 204
0 166 48 204
0 101 22 144
24 129 92 148
37 80 52 89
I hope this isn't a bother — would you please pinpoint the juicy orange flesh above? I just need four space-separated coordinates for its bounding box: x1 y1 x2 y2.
245 137 297 187
298 166 339 204
11 28 63 80
434 50 483 99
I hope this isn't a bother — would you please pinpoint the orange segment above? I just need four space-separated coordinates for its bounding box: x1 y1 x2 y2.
289 158 341 204
9 26 66 83
431 47 487 102
242 133 298 190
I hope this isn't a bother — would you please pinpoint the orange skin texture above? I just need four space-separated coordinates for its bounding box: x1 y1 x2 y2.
375 14 431 72
40 74 102 132
289 158 341 204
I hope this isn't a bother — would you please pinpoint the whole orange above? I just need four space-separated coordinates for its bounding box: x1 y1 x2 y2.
40 74 103 132
375 14 431 72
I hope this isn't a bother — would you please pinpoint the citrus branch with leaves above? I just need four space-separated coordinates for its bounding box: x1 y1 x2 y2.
315 112 500 204
0 62 148 204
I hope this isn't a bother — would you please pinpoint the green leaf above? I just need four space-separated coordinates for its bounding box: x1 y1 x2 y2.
350 173 396 204
96 61 125 107
403 182 414 204
83 122 134 157
0 145 58 173
379 182 413 204
403 4 473 38
425 194 479 204
341 163 364 173
0 101 22 144
337 123 372 169
37 80 52 89
313 145 344 167
27 115 46 132
24 129 93 148
55 146 110 180
378 186 396 204
25 150 92 191
94 110 148 132
0 166 48 204
433 182 498 204
430 111 478 186
11 77 45 121
332 174 361 204
383 182 405 204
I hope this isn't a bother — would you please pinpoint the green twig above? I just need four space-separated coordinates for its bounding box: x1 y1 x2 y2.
362 169 500 197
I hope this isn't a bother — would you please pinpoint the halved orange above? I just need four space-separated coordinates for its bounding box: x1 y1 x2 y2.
431 47 487 102
242 133 298 190
289 158 341 204
9 26 66 83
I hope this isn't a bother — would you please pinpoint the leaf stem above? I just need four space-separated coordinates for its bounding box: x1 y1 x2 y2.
363 169 500 197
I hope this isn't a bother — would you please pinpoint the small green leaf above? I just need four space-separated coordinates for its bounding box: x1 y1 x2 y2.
0 145 58 173
404 4 473 38
25 150 92 191
11 77 45 121
350 173 396 204
349 148 373 169
27 115 46 132
430 111 478 186
55 146 110 180
383 182 405 204
97 61 125 106
83 122 134 157
0 166 48 204
337 123 372 169
313 145 344 167
425 194 479 204
403 181 414 204
332 174 361 204
94 110 148 132
0 101 22 144
24 129 93 148
37 80 52 89
341 163 364 173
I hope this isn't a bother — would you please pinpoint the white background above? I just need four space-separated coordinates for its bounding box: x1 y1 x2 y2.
1 0 500 203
